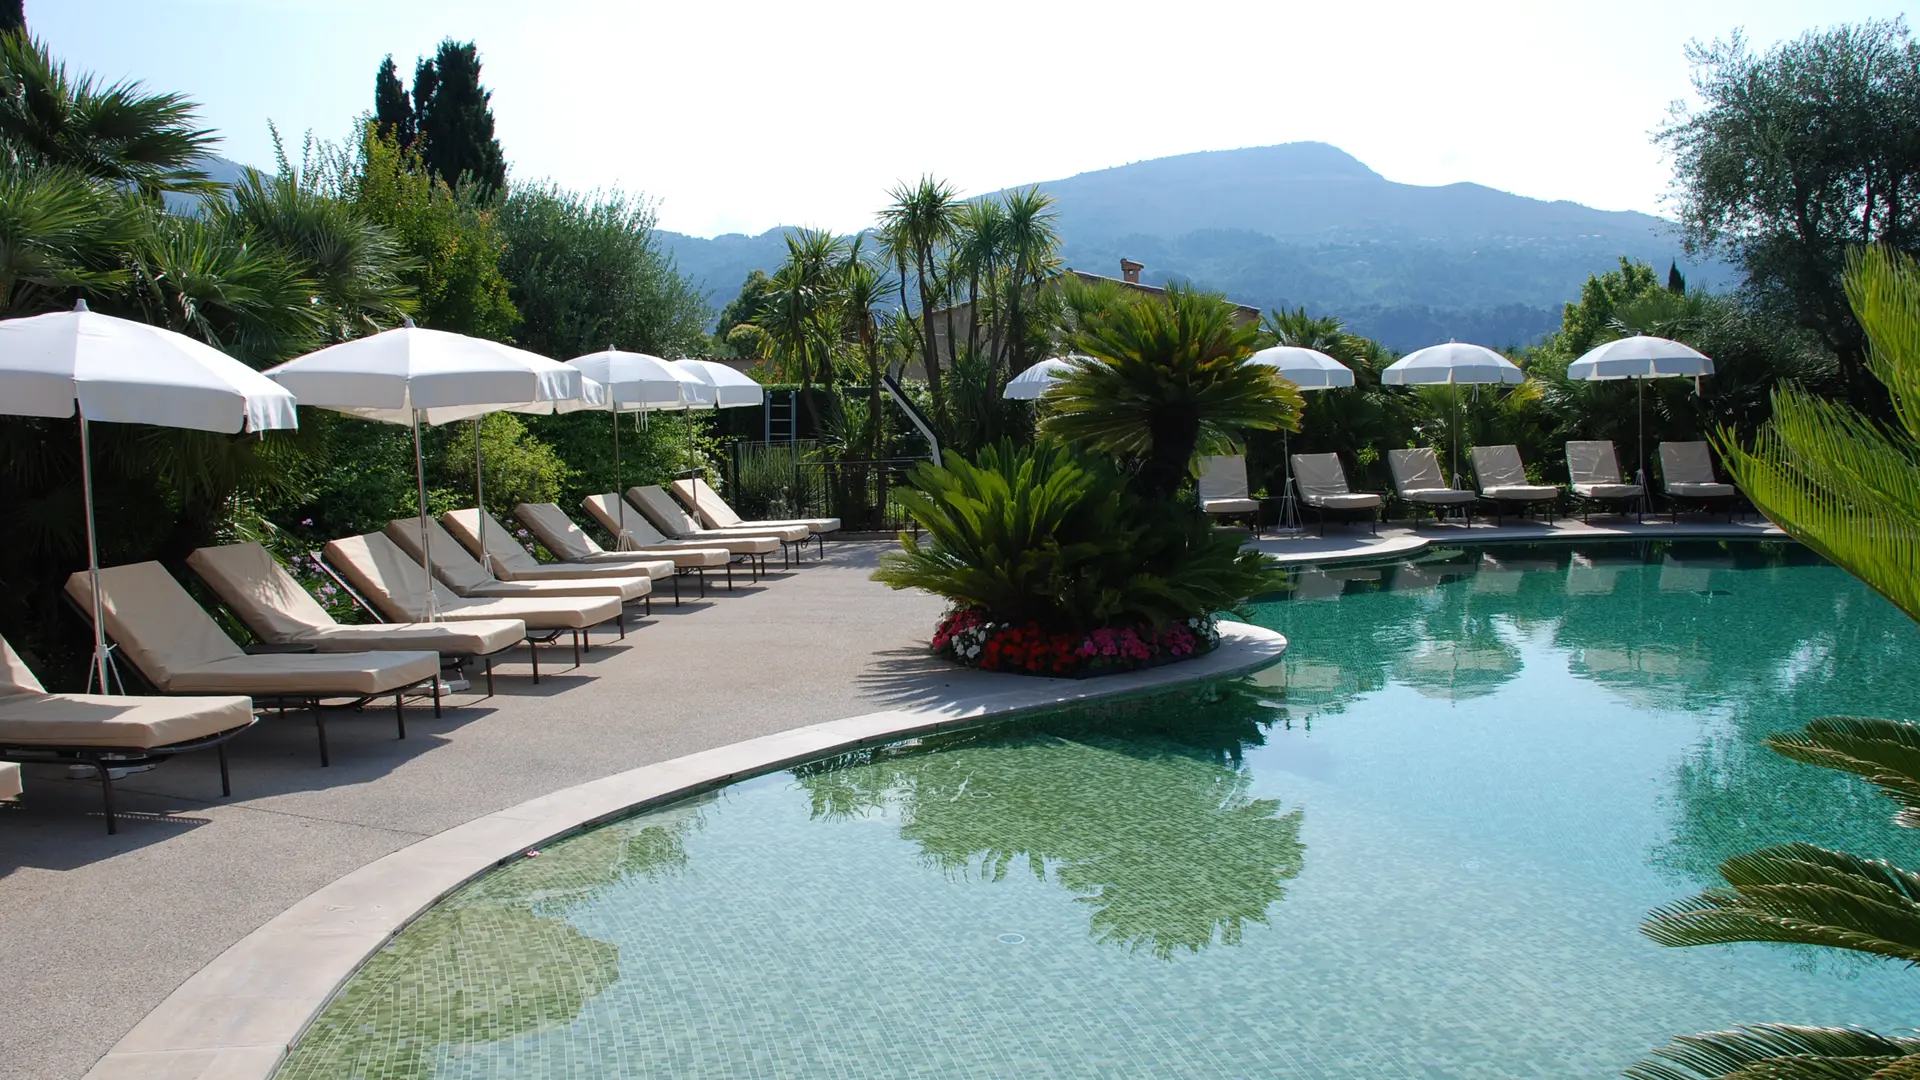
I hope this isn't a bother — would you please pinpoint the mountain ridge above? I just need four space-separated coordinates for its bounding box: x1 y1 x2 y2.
660 142 1725 352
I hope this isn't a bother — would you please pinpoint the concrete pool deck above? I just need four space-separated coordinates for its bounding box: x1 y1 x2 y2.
0 542 1285 1080
1248 514 1786 565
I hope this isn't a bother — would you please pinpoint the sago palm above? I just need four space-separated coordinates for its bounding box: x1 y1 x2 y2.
1042 283 1301 502
1628 246 1920 1079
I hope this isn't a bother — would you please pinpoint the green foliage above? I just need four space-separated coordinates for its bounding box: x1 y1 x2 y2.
1043 282 1301 501
495 181 708 360
371 55 413 147
1716 247 1920 623
1659 19 1920 410
713 267 773 346
335 125 517 339
409 40 506 195
0 33 216 198
874 440 1282 630
439 412 572 517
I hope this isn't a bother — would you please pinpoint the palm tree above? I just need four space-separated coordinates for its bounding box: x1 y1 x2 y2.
878 176 959 408
956 197 1007 368
0 34 217 198
996 186 1062 389
1627 246 1920 1079
755 228 847 427
1042 283 1302 503
838 241 892 460
0 159 138 314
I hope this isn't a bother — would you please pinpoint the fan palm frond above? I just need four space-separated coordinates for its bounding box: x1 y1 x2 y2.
1641 842 1920 963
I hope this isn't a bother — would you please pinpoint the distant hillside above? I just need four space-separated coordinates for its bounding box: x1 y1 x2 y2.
160 155 253 214
664 142 1734 352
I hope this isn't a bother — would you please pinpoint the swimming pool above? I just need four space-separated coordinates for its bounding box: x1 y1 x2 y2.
278 541 1920 1079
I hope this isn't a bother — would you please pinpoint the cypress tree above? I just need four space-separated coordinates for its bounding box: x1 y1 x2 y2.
1667 261 1686 295
411 40 506 196
373 55 414 148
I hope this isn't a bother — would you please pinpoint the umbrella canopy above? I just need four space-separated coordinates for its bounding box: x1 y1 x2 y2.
0 300 299 690
670 359 761 408
1248 346 1355 391
564 349 707 411
0 301 299 432
264 323 583 425
1381 342 1524 386
1003 356 1086 401
265 322 586 604
1567 335 1714 380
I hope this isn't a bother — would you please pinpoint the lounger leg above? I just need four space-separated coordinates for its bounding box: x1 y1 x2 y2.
671 573 680 606
698 568 707 598
725 562 733 590
431 677 441 719
314 706 330 767
395 692 407 739
573 630 582 668
484 657 494 697
529 644 539 684
94 759 117 835
217 743 231 798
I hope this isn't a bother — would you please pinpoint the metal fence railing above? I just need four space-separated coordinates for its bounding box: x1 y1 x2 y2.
723 442 924 533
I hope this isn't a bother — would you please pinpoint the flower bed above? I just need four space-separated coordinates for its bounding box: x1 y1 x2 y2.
931 607 1222 677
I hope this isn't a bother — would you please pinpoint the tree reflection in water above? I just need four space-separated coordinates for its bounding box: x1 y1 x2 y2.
793 682 1305 960
276 798 711 1079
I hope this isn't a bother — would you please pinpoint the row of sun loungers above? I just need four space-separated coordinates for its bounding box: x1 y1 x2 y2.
1202 440 1740 534
0 483 839 832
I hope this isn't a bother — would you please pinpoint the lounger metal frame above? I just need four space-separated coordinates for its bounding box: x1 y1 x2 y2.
1571 490 1644 524
1475 492 1559 526
0 723 253 834
1294 478 1380 537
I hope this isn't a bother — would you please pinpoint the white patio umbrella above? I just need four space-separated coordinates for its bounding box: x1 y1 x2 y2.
1002 356 1087 400
264 321 583 613
564 349 704 539
672 358 763 408
1382 342 1525 487
1249 346 1356 531
0 300 299 690
1567 335 1714 488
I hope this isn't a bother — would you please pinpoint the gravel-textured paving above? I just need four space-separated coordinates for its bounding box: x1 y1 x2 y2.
0 542 970 1080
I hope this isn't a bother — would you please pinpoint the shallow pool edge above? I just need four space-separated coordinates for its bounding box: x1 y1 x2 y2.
81 622 1287 1080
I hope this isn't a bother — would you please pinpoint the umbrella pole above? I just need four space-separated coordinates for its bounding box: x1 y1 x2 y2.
613 405 624 535
473 418 492 578
413 411 438 620
78 412 111 693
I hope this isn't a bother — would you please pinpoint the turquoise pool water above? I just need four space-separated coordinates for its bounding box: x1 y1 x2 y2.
279 542 1920 1079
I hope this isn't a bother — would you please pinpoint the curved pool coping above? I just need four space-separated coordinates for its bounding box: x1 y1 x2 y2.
1252 518 1787 566
82 622 1288 1080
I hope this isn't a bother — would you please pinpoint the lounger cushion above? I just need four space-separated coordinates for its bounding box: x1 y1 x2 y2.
629 486 810 543
161 652 440 697
1202 498 1260 514
587 495 782 556
442 509 673 582
384 519 652 602
324 533 624 631
1572 483 1644 499
1482 484 1561 501
1306 493 1384 510
1667 482 1736 498
186 542 335 642
0 692 254 749
296 622 524 656
1400 489 1478 505
672 478 839 533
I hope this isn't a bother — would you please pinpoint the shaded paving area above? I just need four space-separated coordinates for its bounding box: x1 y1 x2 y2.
0 542 998 1080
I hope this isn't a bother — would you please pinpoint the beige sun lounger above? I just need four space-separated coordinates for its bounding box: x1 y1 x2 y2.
0 633 256 832
517 501 735 585
628 485 807 569
586 493 777 579
384 517 653 616
323 532 622 669
1387 448 1477 526
1565 441 1644 522
1289 453 1383 535
439 509 688 605
1469 444 1560 523
64 563 441 766
1198 456 1261 530
671 477 836 556
187 542 526 693
1658 441 1740 519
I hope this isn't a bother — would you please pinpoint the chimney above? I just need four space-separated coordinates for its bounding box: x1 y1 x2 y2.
1119 258 1143 284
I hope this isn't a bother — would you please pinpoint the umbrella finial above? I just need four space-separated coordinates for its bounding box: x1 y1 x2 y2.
73 298 89 313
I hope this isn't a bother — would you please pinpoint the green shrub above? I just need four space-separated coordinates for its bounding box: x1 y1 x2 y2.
873 440 1281 631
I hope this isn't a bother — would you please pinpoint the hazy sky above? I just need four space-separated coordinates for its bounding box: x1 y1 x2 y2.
40 1 1908 238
